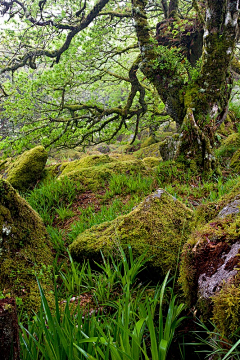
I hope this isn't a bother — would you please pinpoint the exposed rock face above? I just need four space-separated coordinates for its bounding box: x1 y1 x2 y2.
0 179 53 313
180 198 240 336
3 146 48 191
69 189 194 279
217 198 240 218
159 134 179 161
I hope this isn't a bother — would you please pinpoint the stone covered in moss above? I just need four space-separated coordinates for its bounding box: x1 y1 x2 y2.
4 146 48 191
230 148 240 173
194 178 240 227
217 133 240 162
134 142 163 159
140 136 156 149
179 208 240 336
143 157 162 168
0 179 53 313
70 189 194 279
59 156 152 191
60 154 117 175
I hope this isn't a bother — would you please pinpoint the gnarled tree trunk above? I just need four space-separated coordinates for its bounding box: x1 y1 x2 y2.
132 0 239 172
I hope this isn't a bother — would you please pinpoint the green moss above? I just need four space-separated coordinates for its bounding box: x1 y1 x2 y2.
218 110 237 137
230 148 240 173
4 146 48 192
179 212 240 335
140 136 156 149
60 154 116 175
0 179 54 314
142 157 162 168
134 142 163 159
70 190 194 279
217 133 240 161
59 159 152 191
212 281 240 337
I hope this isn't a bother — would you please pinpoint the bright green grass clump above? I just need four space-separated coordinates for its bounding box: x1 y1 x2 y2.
104 173 155 199
68 197 141 242
20 246 186 360
25 177 82 225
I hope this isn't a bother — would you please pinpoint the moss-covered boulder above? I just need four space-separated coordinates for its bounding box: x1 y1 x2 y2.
59 156 152 191
217 133 240 163
179 206 240 336
3 146 48 192
0 179 53 313
140 136 156 149
60 154 117 175
194 178 240 227
134 142 163 159
230 148 240 173
70 189 194 279
143 157 162 168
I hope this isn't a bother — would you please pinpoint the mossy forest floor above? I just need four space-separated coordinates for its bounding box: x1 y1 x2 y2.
2 139 240 360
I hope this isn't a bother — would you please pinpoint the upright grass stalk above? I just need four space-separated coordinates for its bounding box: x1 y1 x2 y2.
20 246 186 360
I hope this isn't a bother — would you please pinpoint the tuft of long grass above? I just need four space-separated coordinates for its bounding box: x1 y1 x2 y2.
68 196 141 242
25 177 81 225
190 320 240 360
104 173 154 199
20 246 186 360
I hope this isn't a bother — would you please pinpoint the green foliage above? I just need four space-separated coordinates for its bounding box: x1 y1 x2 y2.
68 197 141 242
212 283 240 337
26 176 81 225
20 246 186 360
104 173 154 199
192 320 240 360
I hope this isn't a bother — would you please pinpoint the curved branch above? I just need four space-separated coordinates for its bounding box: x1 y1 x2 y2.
0 0 110 73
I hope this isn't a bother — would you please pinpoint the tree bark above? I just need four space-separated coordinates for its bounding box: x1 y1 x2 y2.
132 0 239 172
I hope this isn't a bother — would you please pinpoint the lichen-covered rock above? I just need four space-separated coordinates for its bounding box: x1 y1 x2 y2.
69 189 194 279
179 209 240 336
230 148 240 173
0 179 53 313
159 134 180 161
3 146 48 191
134 142 163 159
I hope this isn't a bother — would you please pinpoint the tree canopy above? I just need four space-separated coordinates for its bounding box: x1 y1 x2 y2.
0 0 239 171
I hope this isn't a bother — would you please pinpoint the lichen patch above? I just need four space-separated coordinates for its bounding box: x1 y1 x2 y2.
198 241 240 299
